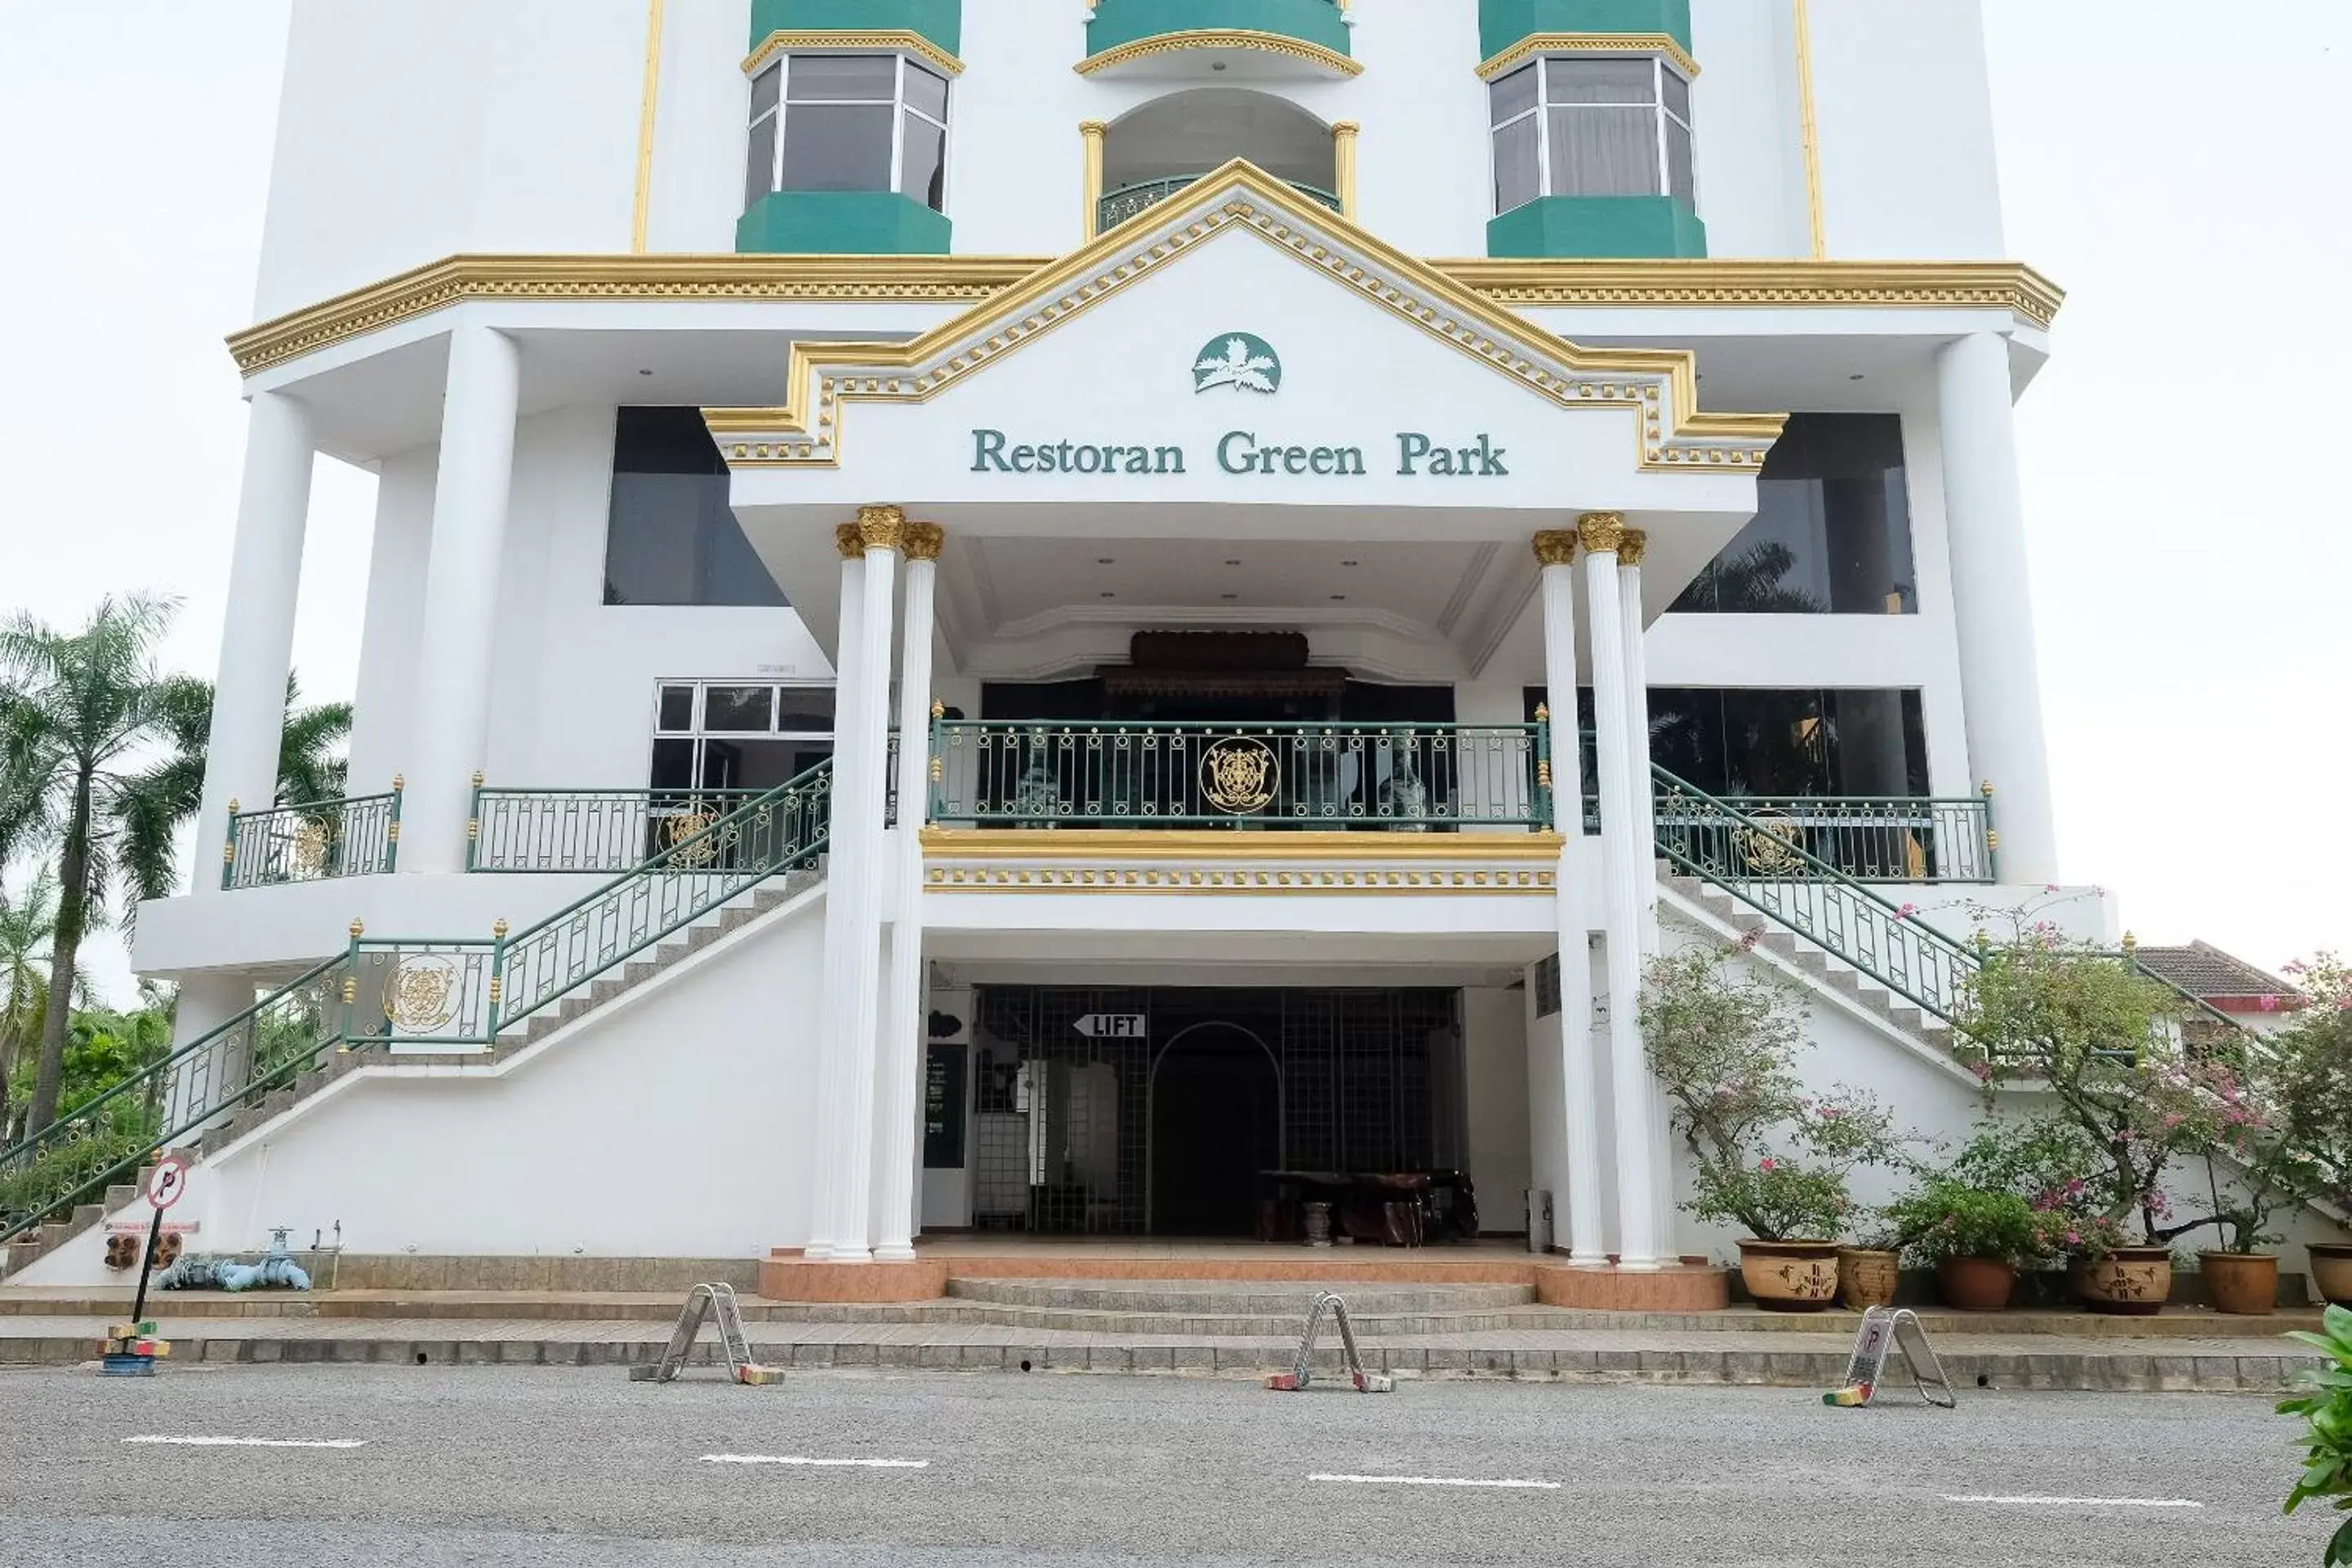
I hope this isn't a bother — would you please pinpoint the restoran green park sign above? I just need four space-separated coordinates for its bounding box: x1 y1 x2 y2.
966 330 1512 479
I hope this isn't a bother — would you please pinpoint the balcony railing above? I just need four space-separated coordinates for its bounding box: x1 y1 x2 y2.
221 788 401 889
1652 792 1995 884
470 787 773 874
930 721 1550 831
1099 174 1343 233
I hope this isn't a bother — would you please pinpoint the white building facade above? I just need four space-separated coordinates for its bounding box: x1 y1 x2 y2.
16 0 2147 1285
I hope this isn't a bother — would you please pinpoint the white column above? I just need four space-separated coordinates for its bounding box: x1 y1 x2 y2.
825 506 902 1262
871 522 942 1260
1533 530 1607 1267
400 324 522 873
1581 512 1665 1269
1937 331 2059 884
194 391 314 891
807 528 870 1259
1615 528 1679 1256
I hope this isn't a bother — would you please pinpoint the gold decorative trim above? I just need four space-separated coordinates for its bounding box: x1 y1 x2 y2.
1438 257 2064 328
703 163 1782 477
1531 530 1578 567
920 828 1564 862
630 0 666 254
743 29 964 79
1792 0 1826 258
1476 33 1700 82
835 523 866 559
225 252 2063 377
1076 29 1362 79
926 864 1555 895
1330 121 1360 221
1617 527 1647 567
856 503 907 551
1080 121 1108 242
902 520 945 562
1577 512 1628 554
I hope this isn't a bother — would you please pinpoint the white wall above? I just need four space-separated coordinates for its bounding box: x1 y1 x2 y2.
1462 984 1531 1234
47 892 828 1281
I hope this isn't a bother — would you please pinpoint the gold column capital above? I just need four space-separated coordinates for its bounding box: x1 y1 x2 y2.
1576 511 1627 555
1530 529 1578 567
902 521 946 562
835 522 866 559
1617 527 1647 568
1079 119 1107 139
856 503 907 552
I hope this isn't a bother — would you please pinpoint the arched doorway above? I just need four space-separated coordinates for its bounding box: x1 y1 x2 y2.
1101 88 1340 229
1147 1022 1282 1236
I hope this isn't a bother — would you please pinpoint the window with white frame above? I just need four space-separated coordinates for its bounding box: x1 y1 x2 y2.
1489 56 1694 214
744 54 949 213
650 680 836 797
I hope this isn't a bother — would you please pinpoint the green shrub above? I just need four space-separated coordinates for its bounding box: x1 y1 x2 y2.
2283 1303 2352 1564
1884 1178 2056 1266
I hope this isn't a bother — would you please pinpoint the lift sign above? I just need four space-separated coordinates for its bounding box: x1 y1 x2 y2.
1072 1014 1146 1039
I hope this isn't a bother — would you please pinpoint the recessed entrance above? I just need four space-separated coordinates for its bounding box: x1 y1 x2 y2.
969 986 1463 1236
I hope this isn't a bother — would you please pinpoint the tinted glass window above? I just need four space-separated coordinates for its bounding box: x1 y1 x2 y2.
904 62 948 122
603 408 788 608
779 103 894 191
1673 414 1918 614
786 55 899 101
1526 685 1927 799
900 112 946 209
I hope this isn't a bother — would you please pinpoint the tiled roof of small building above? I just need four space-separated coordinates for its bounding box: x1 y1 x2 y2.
2132 940 2303 1006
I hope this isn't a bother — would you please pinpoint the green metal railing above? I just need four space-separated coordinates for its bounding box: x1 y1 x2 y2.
1650 764 1980 1022
1098 174 1343 232
930 720 1549 831
0 759 835 1248
470 786 772 874
1652 791 1995 884
222 785 402 889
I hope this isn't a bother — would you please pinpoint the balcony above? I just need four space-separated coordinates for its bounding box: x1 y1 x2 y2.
1080 0 1356 78
221 789 401 889
1099 172 1341 232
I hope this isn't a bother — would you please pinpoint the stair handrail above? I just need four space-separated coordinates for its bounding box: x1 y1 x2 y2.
2 759 837 1249
1648 763 1980 1026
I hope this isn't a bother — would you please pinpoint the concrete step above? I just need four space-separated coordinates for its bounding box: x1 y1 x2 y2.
944 1277 1537 1314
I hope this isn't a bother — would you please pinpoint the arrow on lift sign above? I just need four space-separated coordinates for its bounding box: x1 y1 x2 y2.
1072 1013 1147 1039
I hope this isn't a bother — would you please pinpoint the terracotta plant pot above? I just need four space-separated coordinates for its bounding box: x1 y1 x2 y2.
1936 1255 2016 1312
1837 1247 1900 1311
2306 1242 2352 1307
2197 1251 2278 1316
2073 1246 2172 1316
1737 1239 1841 1312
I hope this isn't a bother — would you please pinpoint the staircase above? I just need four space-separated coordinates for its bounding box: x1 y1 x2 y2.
0 759 835 1275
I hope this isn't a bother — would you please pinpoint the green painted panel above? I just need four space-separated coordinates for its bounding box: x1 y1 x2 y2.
736 191 953 256
1086 0 1351 60
749 0 961 56
1486 195 1706 259
1477 0 1692 59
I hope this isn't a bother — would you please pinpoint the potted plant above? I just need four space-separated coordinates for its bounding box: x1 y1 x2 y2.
1956 927 2233 1315
1836 1217 1903 1312
1642 944 1907 1312
1883 1178 2056 1312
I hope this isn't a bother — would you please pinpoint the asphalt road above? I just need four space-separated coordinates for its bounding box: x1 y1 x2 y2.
0 1363 2321 1566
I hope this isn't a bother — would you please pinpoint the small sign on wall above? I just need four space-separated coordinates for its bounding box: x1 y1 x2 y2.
924 1043 967 1169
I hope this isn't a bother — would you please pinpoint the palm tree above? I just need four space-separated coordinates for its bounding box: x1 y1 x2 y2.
0 869 59 1136
0 594 189 1134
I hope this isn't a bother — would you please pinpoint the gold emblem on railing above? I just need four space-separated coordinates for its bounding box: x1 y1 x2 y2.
288 817 331 878
1200 736 1278 814
385 955 461 1032
1739 809 1807 875
663 800 719 866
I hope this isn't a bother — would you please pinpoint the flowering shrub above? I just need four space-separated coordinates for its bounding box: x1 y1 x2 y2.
2214 953 2352 1253
1953 926 2229 1247
1641 944 1909 1242
1882 1179 2060 1266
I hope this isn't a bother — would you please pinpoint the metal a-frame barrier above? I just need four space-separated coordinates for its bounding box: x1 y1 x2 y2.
628 1283 782 1385
1266 1291 1393 1392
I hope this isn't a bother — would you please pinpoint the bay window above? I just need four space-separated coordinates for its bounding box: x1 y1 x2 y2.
1489 55 1694 213
744 53 950 213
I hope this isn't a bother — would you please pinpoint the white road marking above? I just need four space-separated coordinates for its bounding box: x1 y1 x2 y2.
700 1454 929 1469
1309 1472 1560 1490
1944 1494 2203 1509
122 1436 367 1450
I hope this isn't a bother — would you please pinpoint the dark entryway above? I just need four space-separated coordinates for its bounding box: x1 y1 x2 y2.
1149 1024 1282 1236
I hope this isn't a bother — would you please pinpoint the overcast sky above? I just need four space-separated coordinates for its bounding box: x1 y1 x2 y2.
0 2 2345 1004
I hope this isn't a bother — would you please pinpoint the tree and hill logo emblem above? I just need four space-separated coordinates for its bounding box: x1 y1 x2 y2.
1192 333 1281 394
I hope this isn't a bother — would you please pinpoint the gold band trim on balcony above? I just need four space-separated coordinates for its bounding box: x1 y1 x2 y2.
1477 32 1701 82
743 29 964 78
920 828 1565 861
1076 29 1363 78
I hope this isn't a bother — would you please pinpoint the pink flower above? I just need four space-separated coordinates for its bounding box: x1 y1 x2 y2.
1896 902 1918 920
2258 994 2281 1013
1757 1157 1777 1172
2065 1230 2082 1247
2043 884 2062 893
